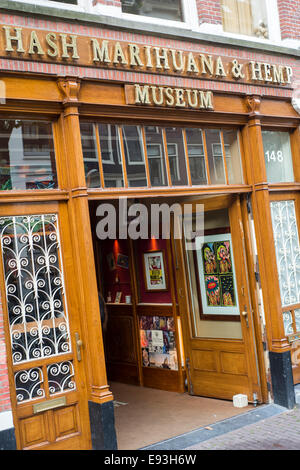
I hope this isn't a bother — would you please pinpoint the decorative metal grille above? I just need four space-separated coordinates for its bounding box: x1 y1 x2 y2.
270 201 300 307
48 361 76 396
15 367 45 403
0 214 71 365
283 311 294 336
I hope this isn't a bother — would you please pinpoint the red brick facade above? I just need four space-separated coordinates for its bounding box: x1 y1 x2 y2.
196 0 222 25
91 0 300 41
278 0 300 40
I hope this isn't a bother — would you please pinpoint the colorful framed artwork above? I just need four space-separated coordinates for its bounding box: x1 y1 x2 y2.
143 250 168 291
195 233 239 317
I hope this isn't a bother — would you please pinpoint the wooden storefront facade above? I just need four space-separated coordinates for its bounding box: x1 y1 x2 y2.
0 10 299 450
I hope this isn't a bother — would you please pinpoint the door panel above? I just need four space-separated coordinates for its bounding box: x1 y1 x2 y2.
175 195 261 402
0 204 91 450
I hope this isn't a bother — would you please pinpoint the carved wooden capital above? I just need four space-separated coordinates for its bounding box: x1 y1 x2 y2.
57 77 81 105
246 95 261 116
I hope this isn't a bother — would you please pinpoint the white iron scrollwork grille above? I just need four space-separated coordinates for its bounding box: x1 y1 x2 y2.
0 214 76 403
270 201 300 338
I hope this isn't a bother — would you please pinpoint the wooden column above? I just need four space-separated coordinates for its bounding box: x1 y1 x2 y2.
57 77 113 405
243 95 289 354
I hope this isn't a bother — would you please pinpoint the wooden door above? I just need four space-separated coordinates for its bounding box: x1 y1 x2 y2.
269 193 300 385
0 203 92 450
174 195 262 402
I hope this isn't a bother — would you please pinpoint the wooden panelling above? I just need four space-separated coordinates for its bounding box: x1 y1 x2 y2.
220 352 247 376
54 405 79 441
192 349 218 373
106 314 137 364
20 413 50 449
142 367 182 393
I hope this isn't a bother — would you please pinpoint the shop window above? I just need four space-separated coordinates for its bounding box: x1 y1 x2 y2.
80 122 101 188
185 128 207 185
204 129 226 185
144 126 168 187
165 128 188 186
223 129 244 184
262 131 294 183
80 122 244 189
121 0 183 22
99 124 124 188
122 125 148 187
221 0 268 38
0 120 57 191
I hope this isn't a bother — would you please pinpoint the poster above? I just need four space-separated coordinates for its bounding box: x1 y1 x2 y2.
143 251 167 291
196 233 239 316
139 315 178 370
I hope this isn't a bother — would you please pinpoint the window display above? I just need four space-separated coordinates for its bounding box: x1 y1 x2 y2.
139 316 178 370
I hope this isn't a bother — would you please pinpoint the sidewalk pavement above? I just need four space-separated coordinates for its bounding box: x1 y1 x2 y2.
141 403 300 451
186 406 300 450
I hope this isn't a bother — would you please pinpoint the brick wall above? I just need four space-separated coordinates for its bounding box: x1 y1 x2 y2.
196 0 222 25
278 0 300 40
0 294 11 413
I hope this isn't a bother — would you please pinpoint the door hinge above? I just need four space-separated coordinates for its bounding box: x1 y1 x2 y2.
186 357 194 395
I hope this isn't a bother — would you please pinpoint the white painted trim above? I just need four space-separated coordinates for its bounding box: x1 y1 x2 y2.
0 411 13 432
14 0 91 13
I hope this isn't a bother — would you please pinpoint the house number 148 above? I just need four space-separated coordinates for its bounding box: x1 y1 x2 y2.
265 150 284 163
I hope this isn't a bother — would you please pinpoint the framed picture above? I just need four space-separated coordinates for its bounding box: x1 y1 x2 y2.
143 250 168 291
106 252 116 271
195 233 240 318
116 253 129 269
114 291 122 303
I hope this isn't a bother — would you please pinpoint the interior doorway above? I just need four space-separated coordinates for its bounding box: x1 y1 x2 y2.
88 194 262 449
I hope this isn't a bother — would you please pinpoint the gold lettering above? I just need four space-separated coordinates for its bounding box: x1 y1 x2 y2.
134 84 150 104
249 61 264 81
144 46 153 69
128 44 143 67
46 33 58 57
113 42 128 65
186 89 198 108
3 26 25 53
28 31 45 56
186 53 199 73
165 87 175 106
215 56 226 77
200 54 214 76
175 88 186 107
60 34 79 59
154 47 170 70
263 63 273 82
272 64 284 84
199 91 213 109
170 50 185 72
91 38 111 63
151 86 164 106
285 66 293 84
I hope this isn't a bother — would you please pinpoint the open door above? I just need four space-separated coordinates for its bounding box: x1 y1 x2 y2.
174 195 262 403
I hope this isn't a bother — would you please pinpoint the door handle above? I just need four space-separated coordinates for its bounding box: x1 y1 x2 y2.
242 307 249 328
75 332 83 362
